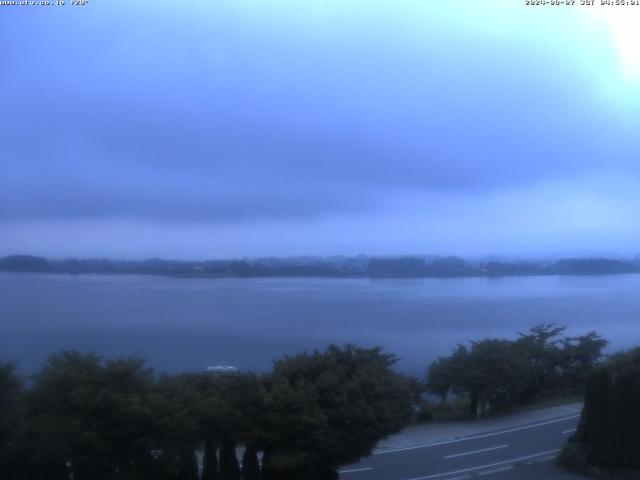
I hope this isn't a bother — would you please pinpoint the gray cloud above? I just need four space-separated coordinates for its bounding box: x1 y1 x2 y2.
1 1 639 256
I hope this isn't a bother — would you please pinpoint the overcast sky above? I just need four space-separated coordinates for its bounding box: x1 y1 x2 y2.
1 1 640 259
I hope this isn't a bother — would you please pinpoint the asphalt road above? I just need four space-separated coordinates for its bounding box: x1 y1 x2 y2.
339 413 583 480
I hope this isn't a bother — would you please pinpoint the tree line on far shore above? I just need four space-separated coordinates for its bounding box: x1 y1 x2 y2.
0 325 611 480
2 254 640 279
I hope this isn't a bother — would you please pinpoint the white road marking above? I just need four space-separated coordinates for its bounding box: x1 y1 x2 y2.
562 428 577 434
402 449 560 480
535 455 557 463
443 444 508 459
477 466 514 476
338 467 373 474
374 415 579 455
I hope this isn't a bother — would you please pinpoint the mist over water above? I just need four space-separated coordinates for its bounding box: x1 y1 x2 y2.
2 272 639 376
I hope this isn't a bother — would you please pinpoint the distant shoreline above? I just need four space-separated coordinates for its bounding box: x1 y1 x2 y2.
2 254 639 279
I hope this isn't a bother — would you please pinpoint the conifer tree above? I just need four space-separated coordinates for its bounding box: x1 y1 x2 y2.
219 433 241 480
177 449 199 480
202 436 219 480
242 445 261 480
576 348 640 469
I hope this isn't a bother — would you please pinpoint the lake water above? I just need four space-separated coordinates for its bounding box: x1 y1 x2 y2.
1 272 639 376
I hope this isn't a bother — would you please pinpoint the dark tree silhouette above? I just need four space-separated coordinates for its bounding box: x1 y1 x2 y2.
242 445 261 480
202 436 219 480
219 432 241 480
177 449 199 480
575 348 640 469
427 325 609 416
258 344 413 477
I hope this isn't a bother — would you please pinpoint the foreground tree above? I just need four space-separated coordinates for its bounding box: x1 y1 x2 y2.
426 355 454 404
428 325 609 416
176 449 199 480
0 363 22 475
201 436 219 480
574 348 640 470
242 445 261 480
514 324 568 400
258 344 413 479
186 370 264 480
560 332 608 393
15 352 157 479
150 374 204 479
219 432 241 480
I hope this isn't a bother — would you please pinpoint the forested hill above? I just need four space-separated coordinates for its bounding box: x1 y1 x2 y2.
2 254 640 279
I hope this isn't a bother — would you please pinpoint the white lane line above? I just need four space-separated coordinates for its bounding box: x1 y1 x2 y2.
338 467 373 474
374 415 579 455
477 466 513 476
443 444 508 459
402 449 560 480
535 455 557 463
562 428 577 434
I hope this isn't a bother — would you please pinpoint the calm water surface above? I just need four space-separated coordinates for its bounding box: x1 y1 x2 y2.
1 272 639 375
